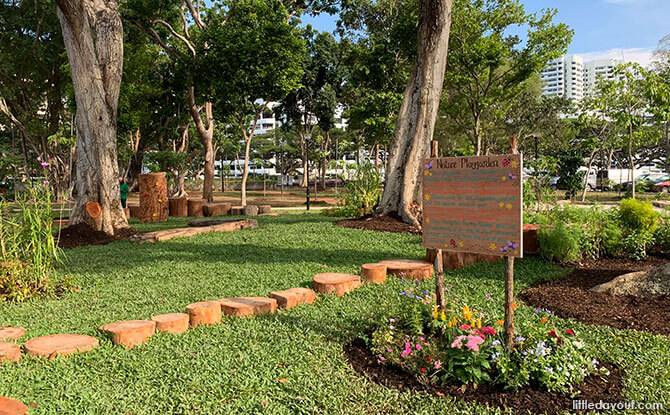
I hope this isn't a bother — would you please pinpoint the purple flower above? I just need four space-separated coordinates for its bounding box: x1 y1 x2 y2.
41 162 48 167
37 156 42 162
43 180 49 186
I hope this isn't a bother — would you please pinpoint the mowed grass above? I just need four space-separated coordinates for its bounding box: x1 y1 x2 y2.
0 214 668 414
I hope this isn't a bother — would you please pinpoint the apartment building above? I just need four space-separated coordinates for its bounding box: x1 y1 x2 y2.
540 55 620 102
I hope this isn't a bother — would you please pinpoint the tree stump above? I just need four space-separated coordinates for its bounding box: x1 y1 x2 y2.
258 205 271 214
129 205 141 219
243 205 259 216
185 301 222 326
24 334 99 359
169 197 188 217
0 327 25 341
151 313 190 334
203 203 231 217
85 201 102 231
269 288 317 309
379 259 434 280
100 320 156 349
313 273 361 296
138 172 168 223
187 199 207 217
0 396 28 415
217 297 277 316
361 263 387 283
0 342 21 362
230 205 244 215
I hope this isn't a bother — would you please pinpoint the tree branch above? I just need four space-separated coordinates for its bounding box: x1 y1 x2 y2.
153 19 196 57
184 0 205 30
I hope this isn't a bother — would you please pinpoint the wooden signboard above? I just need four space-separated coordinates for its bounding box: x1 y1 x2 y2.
422 154 523 258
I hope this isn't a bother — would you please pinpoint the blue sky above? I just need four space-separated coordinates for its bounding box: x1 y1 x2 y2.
301 0 670 66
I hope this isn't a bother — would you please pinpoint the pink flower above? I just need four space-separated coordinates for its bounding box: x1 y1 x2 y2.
451 335 466 349
41 162 48 167
37 156 41 162
434 360 442 369
400 349 410 358
387 349 393 353
416 344 421 350
481 326 497 335
379 357 386 361
459 324 471 330
43 180 49 186
465 335 485 351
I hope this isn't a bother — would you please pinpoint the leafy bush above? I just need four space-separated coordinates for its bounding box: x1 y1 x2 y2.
326 163 382 218
622 231 654 261
601 223 623 257
0 185 68 301
651 220 670 254
618 199 659 235
537 223 581 263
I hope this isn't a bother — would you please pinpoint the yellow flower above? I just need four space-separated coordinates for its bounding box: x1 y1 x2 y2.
506 203 512 210
470 319 476 327
501 176 507 181
477 317 482 329
495 319 504 326
498 202 504 208
541 317 548 324
433 306 438 319
452 317 457 326
511 160 518 168
424 194 431 201
440 311 446 321
448 321 453 328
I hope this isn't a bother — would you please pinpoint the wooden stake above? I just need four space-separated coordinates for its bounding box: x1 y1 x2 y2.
505 136 519 350
430 140 446 310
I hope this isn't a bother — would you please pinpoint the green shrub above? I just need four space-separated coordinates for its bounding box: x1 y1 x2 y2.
327 163 382 218
0 185 67 301
651 220 670 254
622 231 654 261
601 223 623 257
618 199 659 235
537 223 581 263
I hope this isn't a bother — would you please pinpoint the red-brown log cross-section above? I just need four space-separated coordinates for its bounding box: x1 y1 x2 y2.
185 301 222 327
313 273 361 297
0 396 28 415
217 297 277 317
168 197 188 217
0 327 25 341
100 320 156 349
24 334 99 359
379 259 434 281
269 288 317 309
361 263 387 283
0 342 21 362
188 199 207 217
138 172 169 223
151 313 190 334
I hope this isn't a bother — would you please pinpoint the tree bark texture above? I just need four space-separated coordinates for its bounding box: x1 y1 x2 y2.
187 85 214 202
379 0 454 226
55 0 128 234
138 172 169 222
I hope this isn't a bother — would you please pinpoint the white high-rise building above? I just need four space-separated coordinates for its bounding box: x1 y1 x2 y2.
540 55 620 102
583 58 619 96
540 55 584 102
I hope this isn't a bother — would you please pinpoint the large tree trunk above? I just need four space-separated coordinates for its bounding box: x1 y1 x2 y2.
187 85 214 202
379 0 454 226
55 0 128 235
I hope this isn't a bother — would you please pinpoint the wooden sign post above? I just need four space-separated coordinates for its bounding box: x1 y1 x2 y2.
422 142 522 349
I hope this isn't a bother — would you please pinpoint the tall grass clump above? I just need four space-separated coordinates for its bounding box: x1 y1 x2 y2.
324 163 382 218
0 184 66 301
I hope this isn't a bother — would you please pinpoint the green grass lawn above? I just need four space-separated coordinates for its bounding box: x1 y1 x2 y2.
1 214 668 414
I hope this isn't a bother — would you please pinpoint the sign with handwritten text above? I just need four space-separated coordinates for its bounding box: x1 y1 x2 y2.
422 154 523 257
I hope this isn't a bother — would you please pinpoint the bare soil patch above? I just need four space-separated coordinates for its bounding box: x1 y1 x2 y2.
333 214 421 234
56 223 138 249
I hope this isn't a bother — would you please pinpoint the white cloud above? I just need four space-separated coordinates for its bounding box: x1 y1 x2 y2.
576 48 654 68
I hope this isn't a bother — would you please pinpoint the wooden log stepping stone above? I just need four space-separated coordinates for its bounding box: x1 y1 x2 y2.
217 297 277 317
0 396 28 415
151 313 190 334
361 263 387 283
269 288 317 309
185 301 222 327
24 334 99 359
243 205 259 216
313 273 361 296
230 205 244 215
100 320 156 349
379 259 434 280
187 199 207 217
258 205 271 214
0 342 21 362
203 203 231 217
0 327 25 341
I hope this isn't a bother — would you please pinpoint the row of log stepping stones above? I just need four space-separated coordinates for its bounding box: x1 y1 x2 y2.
0 258 431 412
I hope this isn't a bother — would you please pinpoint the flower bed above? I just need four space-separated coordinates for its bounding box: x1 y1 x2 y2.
369 282 611 395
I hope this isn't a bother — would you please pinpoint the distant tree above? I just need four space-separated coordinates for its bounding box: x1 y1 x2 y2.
198 0 304 206
442 0 573 155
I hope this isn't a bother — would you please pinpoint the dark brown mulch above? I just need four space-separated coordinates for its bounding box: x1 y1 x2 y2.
56 223 138 249
333 213 421 234
344 338 623 415
519 256 670 336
